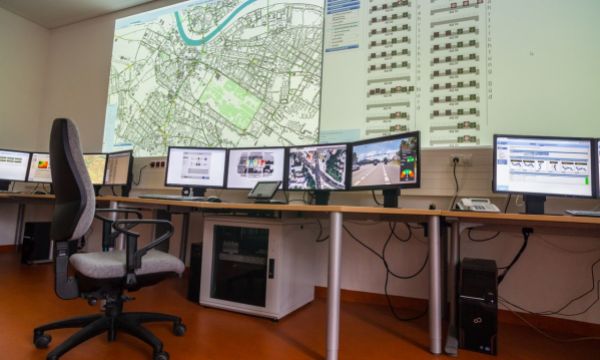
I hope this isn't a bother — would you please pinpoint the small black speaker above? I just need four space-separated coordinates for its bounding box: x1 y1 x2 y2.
21 222 52 264
187 242 203 302
459 258 498 355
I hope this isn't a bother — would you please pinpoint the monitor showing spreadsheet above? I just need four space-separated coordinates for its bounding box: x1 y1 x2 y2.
104 151 132 186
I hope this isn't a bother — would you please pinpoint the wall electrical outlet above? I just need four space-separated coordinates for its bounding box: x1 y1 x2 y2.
450 154 473 166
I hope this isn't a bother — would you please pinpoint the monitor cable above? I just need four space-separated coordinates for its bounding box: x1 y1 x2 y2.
449 159 459 210
372 190 383 206
466 194 512 242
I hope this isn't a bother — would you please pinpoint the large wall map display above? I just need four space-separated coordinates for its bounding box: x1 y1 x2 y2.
104 0 324 156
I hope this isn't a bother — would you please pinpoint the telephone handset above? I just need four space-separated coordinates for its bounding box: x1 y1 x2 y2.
456 198 501 212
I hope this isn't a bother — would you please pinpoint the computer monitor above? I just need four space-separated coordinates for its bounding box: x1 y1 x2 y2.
226 147 285 190
165 147 227 196
27 153 52 183
0 149 31 189
349 132 420 207
104 150 133 186
83 153 107 186
597 139 600 199
286 143 347 204
493 134 594 214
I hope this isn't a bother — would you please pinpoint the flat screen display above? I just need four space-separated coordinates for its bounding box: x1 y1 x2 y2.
165 147 227 188
226 148 285 189
0 149 30 182
350 132 420 190
27 153 52 183
83 154 107 185
494 135 593 198
105 151 132 185
287 144 347 190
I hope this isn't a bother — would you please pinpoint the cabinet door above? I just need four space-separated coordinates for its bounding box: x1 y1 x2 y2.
210 225 270 307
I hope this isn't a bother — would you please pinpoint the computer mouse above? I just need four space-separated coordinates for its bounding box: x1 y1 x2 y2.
206 196 222 203
33 191 47 195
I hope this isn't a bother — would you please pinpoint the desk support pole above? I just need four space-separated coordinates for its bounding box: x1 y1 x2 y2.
327 211 343 360
445 221 460 355
109 201 124 250
179 213 190 265
428 215 442 354
13 203 25 252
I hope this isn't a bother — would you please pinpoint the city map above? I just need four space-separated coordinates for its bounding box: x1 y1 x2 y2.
104 0 324 156
83 155 107 185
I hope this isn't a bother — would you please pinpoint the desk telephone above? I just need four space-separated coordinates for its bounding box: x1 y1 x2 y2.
456 198 500 213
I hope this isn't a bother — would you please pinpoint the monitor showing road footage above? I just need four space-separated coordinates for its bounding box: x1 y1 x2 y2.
287 144 347 190
350 132 420 190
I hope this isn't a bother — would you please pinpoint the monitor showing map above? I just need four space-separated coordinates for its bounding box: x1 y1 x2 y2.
286 144 347 191
27 153 52 183
226 148 285 190
0 149 31 182
165 147 227 188
103 0 325 156
83 154 107 185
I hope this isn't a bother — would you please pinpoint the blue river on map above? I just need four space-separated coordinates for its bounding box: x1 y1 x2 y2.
175 0 258 46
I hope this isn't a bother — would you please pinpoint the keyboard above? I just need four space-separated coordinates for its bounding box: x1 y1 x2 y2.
139 194 205 201
0 190 21 194
565 210 600 217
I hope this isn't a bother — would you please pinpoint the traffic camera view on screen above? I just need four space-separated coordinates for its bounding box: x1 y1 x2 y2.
288 145 347 190
167 148 226 187
28 153 52 183
227 149 285 189
351 137 418 188
495 137 592 197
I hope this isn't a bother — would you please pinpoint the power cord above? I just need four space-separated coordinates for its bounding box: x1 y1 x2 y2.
315 219 329 243
466 194 512 242
372 190 383 206
498 228 532 284
498 301 600 341
449 158 459 210
342 223 429 321
498 258 600 317
132 164 148 186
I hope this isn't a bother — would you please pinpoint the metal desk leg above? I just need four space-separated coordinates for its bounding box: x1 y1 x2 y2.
109 201 125 250
428 215 442 354
179 213 190 265
327 212 343 360
13 203 25 252
445 221 460 356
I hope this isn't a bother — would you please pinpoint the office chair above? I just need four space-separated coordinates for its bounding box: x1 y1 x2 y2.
33 118 186 360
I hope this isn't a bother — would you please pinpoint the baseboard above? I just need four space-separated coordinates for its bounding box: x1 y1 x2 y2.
0 245 15 253
314 286 600 338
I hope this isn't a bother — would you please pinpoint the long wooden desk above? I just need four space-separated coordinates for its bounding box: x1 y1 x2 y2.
441 210 600 356
2 193 443 359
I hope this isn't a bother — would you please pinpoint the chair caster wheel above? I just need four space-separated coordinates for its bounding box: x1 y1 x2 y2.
173 323 186 337
154 351 170 360
34 334 52 349
271 319 279 323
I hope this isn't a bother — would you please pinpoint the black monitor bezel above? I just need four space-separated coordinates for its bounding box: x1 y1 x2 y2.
596 139 600 199
492 134 596 199
247 181 282 200
164 146 228 189
284 141 350 192
82 153 108 186
26 152 52 184
0 148 32 183
104 150 134 186
225 146 288 190
348 131 421 191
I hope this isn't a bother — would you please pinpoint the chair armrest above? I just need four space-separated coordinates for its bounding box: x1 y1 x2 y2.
112 219 174 274
94 209 143 249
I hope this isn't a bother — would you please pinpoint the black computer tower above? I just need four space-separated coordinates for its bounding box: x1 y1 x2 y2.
459 258 498 355
21 222 52 265
187 242 203 302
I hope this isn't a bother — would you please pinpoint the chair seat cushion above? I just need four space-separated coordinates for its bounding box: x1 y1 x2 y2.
70 250 185 279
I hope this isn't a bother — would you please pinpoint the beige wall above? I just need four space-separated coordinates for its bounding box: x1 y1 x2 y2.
0 8 49 151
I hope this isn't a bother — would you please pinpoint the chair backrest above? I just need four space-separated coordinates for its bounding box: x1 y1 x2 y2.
49 118 96 241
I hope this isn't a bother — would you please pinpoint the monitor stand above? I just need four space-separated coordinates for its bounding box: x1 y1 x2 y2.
314 191 330 206
93 185 101 196
0 181 10 191
182 187 206 197
523 195 545 215
382 188 401 208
